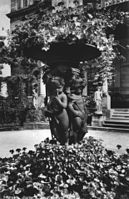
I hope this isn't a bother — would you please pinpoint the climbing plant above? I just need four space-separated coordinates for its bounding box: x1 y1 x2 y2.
0 3 128 99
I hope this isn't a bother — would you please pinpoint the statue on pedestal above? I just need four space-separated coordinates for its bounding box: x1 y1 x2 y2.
94 86 103 115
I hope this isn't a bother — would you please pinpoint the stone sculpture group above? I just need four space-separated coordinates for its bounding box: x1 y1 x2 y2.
43 64 88 144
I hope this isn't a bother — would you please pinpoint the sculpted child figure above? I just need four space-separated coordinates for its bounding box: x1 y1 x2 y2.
67 68 87 143
94 86 103 114
45 77 69 144
68 87 87 143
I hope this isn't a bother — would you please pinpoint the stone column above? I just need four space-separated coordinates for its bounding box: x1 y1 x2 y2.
21 0 24 8
102 78 111 109
82 70 87 97
102 77 111 119
66 0 68 8
37 61 46 97
37 61 46 108
39 69 46 97
0 82 8 98
16 0 18 10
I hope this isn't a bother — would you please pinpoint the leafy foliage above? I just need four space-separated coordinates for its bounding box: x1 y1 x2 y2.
0 4 129 125
1 5 122 84
0 137 129 198
0 4 128 95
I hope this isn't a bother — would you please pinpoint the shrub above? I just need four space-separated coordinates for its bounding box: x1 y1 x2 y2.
0 137 129 198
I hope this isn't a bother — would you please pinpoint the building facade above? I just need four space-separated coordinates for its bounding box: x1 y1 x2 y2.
107 1 129 108
7 0 52 105
8 0 129 28
0 14 11 98
7 0 51 29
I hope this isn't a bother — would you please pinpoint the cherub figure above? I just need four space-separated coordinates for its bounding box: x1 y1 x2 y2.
45 77 69 144
68 79 87 144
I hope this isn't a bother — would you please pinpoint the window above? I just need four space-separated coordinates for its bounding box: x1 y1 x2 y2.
11 0 17 11
23 0 28 7
17 0 21 9
29 0 34 5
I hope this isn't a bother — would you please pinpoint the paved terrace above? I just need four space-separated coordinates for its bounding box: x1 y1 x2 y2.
0 128 129 158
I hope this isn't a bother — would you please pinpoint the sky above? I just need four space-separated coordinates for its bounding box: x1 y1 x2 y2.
0 0 11 80
0 0 10 34
0 0 10 14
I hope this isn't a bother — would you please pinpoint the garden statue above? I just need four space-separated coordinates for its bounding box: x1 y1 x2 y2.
43 64 87 144
32 87 39 109
94 86 103 115
44 75 69 144
67 67 87 143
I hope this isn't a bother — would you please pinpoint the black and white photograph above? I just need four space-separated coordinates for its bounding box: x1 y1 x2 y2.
0 0 129 198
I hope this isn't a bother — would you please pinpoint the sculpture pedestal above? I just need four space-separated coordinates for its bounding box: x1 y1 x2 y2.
102 93 111 119
92 113 105 127
23 121 49 129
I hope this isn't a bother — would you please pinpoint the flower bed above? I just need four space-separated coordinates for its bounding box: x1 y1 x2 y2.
0 137 129 199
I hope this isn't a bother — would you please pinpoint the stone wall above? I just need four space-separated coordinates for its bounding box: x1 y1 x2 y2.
120 63 129 95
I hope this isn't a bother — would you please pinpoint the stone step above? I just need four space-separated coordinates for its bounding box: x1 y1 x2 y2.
113 109 129 112
103 109 129 129
113 112 129 115
111 117 129 120
112 112 129 115
103 122 129 129
0 123 20 131
88 126 129 132
111 109 129 120
104 119 129 124
23 122 50 130
111 115 129 118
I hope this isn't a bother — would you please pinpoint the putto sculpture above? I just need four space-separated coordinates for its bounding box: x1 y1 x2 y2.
43 64 88 144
